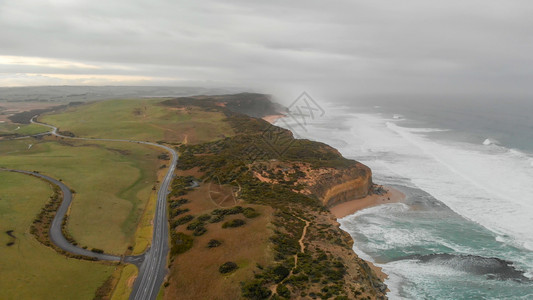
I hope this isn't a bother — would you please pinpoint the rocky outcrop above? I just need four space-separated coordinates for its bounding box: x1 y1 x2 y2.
251 160 373 208
309 162 373 207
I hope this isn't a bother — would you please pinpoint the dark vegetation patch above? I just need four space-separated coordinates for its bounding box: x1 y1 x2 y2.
158 153 170 160
241 280 272 299
57 130 76 137
219 261 239 274
161 92 284 119
242 207 260 218
222 219 246 229
207 239 222 248
170 232 194 256
93 273 117 300
5 230 16 246
8 102 82 124
170 176 197 197
276 284 291 299
172 215 194 228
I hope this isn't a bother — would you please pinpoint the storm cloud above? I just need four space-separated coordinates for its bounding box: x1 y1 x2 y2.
2 0 533 98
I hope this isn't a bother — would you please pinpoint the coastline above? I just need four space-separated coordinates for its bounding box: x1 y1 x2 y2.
330 186 406 219
330 186 406 282
264 112 394 289
262 114 285 124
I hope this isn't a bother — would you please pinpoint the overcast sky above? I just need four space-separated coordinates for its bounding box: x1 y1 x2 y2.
2 0 533 99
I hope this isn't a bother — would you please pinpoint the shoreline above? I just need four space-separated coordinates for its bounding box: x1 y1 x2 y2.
330 186 405 219
330 186 406 282
262 114 285 124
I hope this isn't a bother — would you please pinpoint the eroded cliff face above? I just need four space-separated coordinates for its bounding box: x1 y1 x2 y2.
312 162 373 207
251 160 373 207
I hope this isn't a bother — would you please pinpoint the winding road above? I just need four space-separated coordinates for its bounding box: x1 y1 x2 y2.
0 117 177 300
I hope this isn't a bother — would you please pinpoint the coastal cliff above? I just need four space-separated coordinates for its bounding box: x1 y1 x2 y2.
162 94 388 299
308 162 373 207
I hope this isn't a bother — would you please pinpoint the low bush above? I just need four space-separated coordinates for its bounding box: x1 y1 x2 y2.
243 207 260 218
170 232 193 256
173 215 194 227
219 261 238 274
207 239 222 248
276 284 291 299
222 219 246 228
186 219 205 231
209 214 225 223
193 226 207 236
198 214 211 222
242 280 272 299
272 265 290 283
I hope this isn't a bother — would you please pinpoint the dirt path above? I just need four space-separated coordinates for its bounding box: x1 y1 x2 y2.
269 215 310 293
293 216 310 270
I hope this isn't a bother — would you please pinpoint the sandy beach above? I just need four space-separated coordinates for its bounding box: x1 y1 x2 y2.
262 114 285 124
330 186 405 219
330 186 406 281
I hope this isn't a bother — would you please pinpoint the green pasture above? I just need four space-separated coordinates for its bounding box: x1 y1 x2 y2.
0 171 114 300
0 137 161 254
41 99 234 143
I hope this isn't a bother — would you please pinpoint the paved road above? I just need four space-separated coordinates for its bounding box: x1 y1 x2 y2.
0 168 122 261
17 117 177 300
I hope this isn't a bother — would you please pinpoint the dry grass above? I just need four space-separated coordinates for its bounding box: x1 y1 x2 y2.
163 171 274 300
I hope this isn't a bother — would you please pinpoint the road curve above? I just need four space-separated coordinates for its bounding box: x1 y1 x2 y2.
0 168 122 261
24 117 176 300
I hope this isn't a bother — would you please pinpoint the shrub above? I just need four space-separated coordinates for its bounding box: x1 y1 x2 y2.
208 239 222 248
242 280 272 299
169 198 189 208
219 261 238 274
186 219 205 231
272 265 290 283
170 232 193 256
170 208 189 218
243 207 260 218
276 284 291 299
91 248 104 254
209 214 225 223
173 215 194 227
198 214 211 222
193 226 207 236
222 219 246 228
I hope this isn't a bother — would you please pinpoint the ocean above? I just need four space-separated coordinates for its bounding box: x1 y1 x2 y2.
276 97 533 299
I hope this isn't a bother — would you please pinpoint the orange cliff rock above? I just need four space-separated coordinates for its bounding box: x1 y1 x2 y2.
309 162 373 207
251 160 373 207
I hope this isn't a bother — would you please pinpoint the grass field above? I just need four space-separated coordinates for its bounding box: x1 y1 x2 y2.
1 98 239 299
41 99 234 144
0 136 162 254
0 122 48 136
0 171 114 300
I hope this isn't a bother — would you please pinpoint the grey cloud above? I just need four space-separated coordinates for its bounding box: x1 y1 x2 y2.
2 0 533 99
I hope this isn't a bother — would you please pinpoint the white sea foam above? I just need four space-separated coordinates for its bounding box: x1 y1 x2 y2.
382 259 471 300
380 121 533 251
392 114 403 119
279 110 533 298
281 110 533 243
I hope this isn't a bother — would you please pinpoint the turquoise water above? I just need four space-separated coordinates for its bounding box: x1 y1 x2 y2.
339 186 533 299
277 98 533 299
